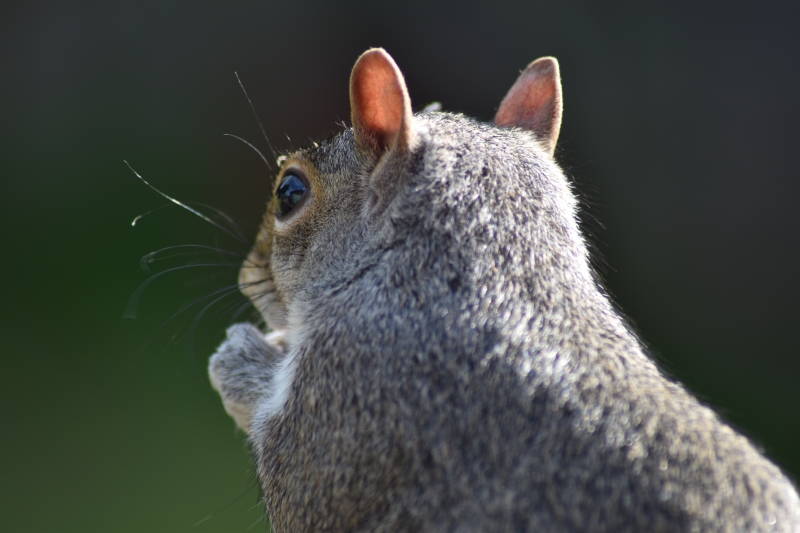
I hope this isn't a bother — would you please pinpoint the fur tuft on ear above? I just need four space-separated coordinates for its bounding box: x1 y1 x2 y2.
350 48 415 159
495 57 563 156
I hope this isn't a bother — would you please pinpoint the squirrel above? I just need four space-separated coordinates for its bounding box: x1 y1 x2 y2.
208 49 800 532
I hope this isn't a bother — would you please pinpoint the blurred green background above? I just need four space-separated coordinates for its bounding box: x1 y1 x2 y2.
2 1 799 531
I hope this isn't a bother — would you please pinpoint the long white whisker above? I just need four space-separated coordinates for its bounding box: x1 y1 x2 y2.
224 133 272 173
124 263 239 319
235 71 277 162
124 161 249 245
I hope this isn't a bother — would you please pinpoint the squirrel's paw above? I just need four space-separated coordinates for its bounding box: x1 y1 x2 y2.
209 323 286 435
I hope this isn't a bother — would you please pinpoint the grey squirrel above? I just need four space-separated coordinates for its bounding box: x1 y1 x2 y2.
208 49 800 532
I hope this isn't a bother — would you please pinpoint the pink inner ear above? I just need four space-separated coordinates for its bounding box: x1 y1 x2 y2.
350 49 411 154
495 77 555 128
354 58 402 142
495 57 562 155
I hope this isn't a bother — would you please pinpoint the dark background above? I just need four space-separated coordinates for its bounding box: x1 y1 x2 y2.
2 1 799 531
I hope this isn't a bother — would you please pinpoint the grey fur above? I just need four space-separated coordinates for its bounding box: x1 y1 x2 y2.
209 324 285 433
209 54 800 532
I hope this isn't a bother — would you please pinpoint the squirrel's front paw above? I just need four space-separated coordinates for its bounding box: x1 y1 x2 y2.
209 323 286 434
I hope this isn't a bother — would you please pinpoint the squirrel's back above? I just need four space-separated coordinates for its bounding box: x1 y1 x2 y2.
210 50 800 532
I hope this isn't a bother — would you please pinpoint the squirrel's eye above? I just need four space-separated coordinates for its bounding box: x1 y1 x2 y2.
275 173 308 217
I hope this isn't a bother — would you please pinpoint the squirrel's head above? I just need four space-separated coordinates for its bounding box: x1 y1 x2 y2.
240 49 565 335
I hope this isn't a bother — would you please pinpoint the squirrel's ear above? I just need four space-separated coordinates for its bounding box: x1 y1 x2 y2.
350 49 415 158
495 57 562 156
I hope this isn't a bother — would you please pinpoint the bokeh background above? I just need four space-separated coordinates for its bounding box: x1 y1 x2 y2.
2 1 799 531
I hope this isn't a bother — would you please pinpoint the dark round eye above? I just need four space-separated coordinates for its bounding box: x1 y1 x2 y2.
275 173 308 217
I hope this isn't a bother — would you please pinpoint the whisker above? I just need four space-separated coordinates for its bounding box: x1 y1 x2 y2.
237 278 270 287
209 297 262 332
186 202 250 243
192 515 212 526
140 245 246 274
231 297 259 323
215 294 253 316
144 244 245 259
247 499 264 513
165 286 244 340
124 161 249 246
130 284 246 362
224 134 273 176
186 287 255 354
192 482 259 527
191 289 246 331
246 288 275 315
267 264 302 276
246 514 265 531
132 200 249 244
183 269 241 288
131 204 174 226
164 284 244 323
235 71 277 162
124 263 241 319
